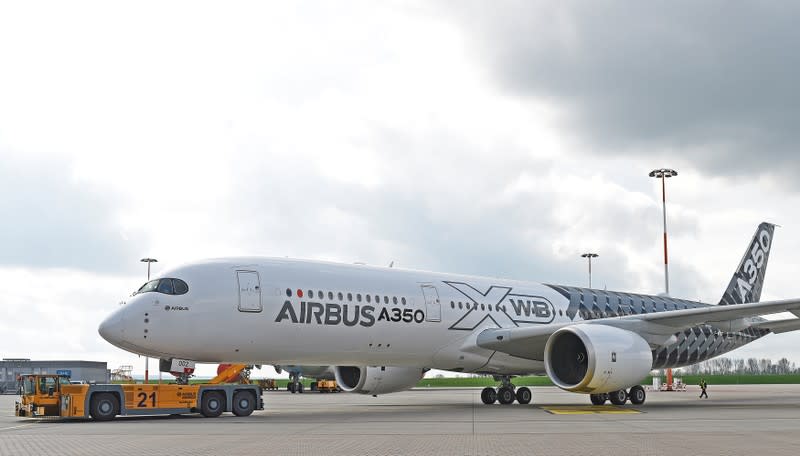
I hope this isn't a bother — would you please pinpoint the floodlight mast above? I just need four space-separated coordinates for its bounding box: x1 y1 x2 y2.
648 169 677 295
140 258 158 383
649 168 678 391
580 253 599 288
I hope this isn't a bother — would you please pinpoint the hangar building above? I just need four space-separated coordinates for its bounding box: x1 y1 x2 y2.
0 359 110 394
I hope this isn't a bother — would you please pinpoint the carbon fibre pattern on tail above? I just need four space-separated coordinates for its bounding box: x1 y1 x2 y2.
718 222 776 305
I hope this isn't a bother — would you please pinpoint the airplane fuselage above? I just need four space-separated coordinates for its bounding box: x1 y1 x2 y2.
100 257 765 375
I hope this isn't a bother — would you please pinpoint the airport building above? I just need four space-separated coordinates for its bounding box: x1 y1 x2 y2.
0 359 110 394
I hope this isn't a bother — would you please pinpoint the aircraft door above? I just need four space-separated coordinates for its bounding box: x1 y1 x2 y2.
236 270 262 312
421 284 441 322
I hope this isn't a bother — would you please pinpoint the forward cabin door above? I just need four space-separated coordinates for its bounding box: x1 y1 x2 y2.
421 284 441 322
237 270 262 312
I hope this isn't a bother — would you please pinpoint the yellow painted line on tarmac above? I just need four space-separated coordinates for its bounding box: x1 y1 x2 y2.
540 405 642 415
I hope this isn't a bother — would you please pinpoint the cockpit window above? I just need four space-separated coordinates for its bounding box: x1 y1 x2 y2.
137 280 160 294
173 279 189 295
157 279 174 294
136 278 189 296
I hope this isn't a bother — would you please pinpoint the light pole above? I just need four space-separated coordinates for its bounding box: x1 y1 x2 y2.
649 168 677 390
140 258 157 383
580 253 599 288
648 168 677 295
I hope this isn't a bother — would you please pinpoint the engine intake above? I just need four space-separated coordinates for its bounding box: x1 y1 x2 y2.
544 324 652 393
334 366 425 395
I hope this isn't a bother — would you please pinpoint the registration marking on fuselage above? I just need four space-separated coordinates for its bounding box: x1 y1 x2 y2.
539 405 642 415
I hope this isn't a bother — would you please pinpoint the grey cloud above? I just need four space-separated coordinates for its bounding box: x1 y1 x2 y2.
224 128 707 300
444 1 800 181
0 153 147 273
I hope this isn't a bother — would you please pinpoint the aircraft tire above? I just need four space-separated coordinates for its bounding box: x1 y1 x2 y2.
515 387 532 404
629 385 646 405
497 386 516 405
589 393 606 405
90 393 119 421
480 387 497 404
289 383 296 394
608 390 627 405
201 391 225 418
298 383 304 393
232 391 256 417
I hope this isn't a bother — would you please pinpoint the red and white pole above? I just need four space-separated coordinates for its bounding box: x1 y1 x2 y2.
650 169 677 390
661 175 670 296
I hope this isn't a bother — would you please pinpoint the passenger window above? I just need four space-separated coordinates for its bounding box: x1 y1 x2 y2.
347 293 352 302
393 297 398 305
366 295 371 303
384 296 389 304
401 297 406 305
157 279 174 294
357 294 362 302
286 288 292 297
338 292 344 301
173 279 189 295
328 292 334 300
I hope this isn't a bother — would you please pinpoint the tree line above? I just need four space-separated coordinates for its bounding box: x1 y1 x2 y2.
667 357 797 375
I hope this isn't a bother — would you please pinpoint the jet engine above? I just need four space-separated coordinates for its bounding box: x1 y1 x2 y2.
544 324 652 393
334 366 426 395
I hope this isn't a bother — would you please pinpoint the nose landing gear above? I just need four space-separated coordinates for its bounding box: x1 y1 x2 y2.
480 376 532 405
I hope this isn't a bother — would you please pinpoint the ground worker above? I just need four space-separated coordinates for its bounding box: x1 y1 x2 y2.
699 378 708 398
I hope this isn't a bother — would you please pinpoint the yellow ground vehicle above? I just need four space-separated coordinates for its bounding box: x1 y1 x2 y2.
14 374 262 421
315 379 339 393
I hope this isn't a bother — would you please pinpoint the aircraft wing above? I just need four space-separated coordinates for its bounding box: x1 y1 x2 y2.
477 298 800 361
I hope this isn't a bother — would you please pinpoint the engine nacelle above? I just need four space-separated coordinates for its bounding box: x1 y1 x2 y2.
334 366 425 395
544 324 652 394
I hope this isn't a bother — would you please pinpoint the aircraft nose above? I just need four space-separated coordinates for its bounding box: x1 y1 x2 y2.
98 307 127 347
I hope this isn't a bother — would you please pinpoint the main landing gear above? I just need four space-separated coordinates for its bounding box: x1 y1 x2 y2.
480 376 532 405
287 372 304 394
589 385 646 406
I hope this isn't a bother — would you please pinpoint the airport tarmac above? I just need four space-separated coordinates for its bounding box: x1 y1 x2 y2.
2 384 800 455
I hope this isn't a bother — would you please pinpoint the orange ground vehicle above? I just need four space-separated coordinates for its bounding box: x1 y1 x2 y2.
14 374 262 421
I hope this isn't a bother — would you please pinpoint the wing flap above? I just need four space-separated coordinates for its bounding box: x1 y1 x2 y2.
753 318 800 334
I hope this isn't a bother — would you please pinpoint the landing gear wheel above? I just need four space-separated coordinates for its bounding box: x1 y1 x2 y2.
589 393 607 405
608 389 627 405
201 391 225 418
497 386 516 405
232 391 256 417
480 387 497 404
297 383 304 393
90 393 119 421
289 383 297 394
629 385 646 405
310 382 318 392
515 387 532 405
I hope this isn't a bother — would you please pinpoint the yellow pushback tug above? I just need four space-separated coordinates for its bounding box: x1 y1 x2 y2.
14 373 262 421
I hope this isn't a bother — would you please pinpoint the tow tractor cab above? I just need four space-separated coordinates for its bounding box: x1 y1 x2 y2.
14 374 263 421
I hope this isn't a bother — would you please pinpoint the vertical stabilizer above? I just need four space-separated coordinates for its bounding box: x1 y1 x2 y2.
718 222 776 305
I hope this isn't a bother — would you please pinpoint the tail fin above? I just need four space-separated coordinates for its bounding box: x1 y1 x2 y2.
718 222 776 305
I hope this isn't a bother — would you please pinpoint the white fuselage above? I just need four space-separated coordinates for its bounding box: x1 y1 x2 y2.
99 257 756 375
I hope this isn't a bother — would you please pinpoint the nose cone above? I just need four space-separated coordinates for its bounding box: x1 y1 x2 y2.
98 307 127 348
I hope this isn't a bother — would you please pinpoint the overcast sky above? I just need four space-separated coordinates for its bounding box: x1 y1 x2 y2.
2 1 799 378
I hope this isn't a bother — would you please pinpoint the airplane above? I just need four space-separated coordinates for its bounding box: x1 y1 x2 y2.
99 222 800 406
